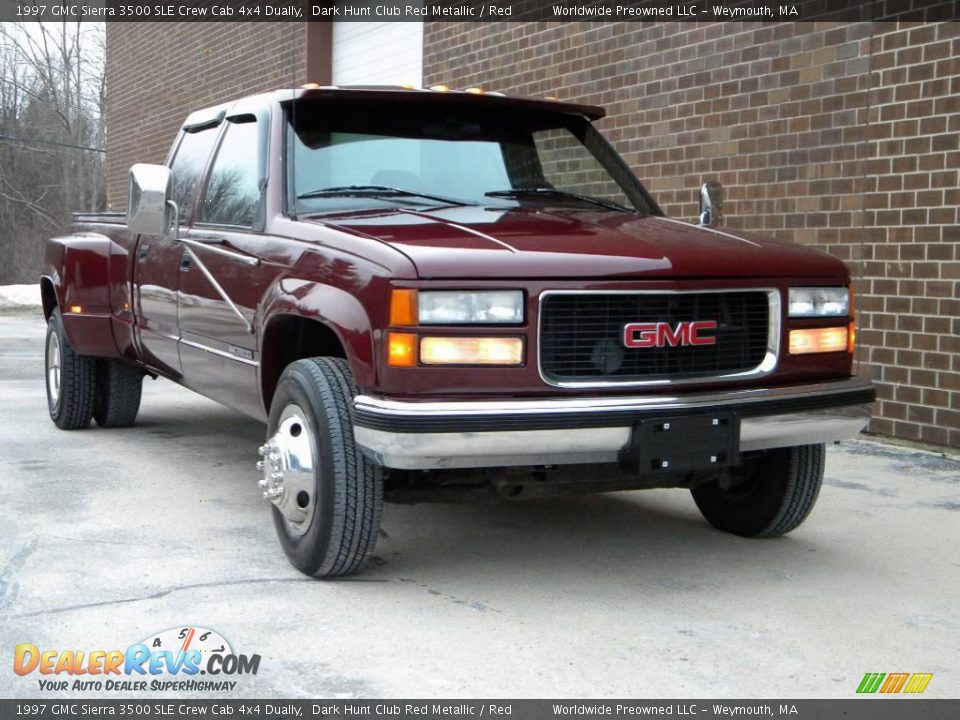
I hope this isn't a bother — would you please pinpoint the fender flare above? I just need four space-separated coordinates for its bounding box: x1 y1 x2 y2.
41 234 126 358
258 278 377 390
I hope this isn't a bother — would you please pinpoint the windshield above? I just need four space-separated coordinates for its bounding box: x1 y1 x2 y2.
287 99 656 215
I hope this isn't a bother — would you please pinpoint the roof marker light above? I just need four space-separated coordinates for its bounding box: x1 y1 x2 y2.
429 84 451 93
464 87 485 94
301 83 321 90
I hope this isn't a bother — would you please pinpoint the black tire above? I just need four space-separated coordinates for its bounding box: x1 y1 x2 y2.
94 359 144 428
268 357 384 578
45 308 96 430
691 444 825 538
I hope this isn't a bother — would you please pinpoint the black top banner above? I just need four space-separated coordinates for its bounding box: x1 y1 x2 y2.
1 0 958 22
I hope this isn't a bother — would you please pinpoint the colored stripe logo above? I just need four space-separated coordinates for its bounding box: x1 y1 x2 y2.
904 673 934 693
857 672 932 694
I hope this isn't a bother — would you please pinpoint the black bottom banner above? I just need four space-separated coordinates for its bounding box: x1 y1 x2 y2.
2 699 958 720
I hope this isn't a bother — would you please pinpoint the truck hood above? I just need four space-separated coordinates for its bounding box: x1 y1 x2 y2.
310 206 847 279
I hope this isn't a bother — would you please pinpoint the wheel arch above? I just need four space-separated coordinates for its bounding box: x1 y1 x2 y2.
260 314 348 414
40 276 58 319
258 280 377 415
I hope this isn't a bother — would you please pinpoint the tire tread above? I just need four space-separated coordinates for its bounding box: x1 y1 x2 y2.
691 443 825 538
278 357 383 577
756 443 824 538
47 309 96 430
94 360 144 428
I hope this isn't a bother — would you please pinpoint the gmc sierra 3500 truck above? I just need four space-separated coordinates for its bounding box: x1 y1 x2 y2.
41 87 875 577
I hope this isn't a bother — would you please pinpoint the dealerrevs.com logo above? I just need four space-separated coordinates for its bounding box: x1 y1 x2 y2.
13 626 260 692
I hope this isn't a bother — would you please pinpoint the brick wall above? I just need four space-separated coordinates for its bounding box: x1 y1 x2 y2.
863 22 959 446
424 20 959 448
105 22 307 210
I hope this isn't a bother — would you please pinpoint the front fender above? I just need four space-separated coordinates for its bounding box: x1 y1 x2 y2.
258 278 377 389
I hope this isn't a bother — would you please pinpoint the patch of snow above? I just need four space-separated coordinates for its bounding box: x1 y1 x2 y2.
0 284 42 313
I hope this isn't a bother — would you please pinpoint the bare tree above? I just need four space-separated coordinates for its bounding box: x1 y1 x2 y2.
0 21 105 285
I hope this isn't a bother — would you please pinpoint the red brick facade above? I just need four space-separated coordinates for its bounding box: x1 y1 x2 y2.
424 21 959 448
105 22 309 210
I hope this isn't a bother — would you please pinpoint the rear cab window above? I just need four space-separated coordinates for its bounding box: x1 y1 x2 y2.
168 127 219 223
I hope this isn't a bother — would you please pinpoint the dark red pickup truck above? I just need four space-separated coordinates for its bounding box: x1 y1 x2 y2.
41 87 874 577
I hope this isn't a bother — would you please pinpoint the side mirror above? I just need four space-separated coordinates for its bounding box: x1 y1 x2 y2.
698 181 722 227
127 164 175 236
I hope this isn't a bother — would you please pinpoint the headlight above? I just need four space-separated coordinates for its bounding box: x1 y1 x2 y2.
788 287 849 317
416 290 524 324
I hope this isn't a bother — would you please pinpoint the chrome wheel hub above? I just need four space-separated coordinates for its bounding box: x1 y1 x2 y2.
257 404 316 536
47 330 61 406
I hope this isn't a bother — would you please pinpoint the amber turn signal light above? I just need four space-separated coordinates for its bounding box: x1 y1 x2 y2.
389 289 418 326
789 327 848 355
420 337 523 366
387 332 417 367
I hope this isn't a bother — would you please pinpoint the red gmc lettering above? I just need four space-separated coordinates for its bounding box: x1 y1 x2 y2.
623 321 718 348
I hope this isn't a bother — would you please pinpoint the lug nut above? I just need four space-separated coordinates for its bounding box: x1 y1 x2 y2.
258 444 269 456
258 479 269 489
255 460 264 471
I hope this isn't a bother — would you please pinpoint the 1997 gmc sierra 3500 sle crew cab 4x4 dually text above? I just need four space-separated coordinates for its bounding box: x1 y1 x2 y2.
41 87 875 577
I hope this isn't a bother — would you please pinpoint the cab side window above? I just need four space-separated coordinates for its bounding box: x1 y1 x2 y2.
169 127 219 223
200 119 263 228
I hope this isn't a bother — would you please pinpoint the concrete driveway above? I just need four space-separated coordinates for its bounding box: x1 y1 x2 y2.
0 311 957 699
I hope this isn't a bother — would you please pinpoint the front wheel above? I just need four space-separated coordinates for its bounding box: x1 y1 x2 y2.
260 358 384 578
691 444 825 538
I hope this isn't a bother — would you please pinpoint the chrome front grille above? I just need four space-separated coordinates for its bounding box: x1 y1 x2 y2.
538 289 779 387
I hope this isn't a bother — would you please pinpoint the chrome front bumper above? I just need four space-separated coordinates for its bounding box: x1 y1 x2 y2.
353 377 875 470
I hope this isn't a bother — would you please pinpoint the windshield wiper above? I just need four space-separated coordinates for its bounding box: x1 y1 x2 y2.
485 187 635 213
297 185 468 207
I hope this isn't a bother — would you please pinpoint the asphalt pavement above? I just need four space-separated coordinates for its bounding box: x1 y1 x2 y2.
0 311 957 699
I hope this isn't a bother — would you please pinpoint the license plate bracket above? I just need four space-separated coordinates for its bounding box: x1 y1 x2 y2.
629 412 740 474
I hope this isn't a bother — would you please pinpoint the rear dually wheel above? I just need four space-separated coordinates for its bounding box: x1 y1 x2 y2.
94 359 144 428
45 308 96 430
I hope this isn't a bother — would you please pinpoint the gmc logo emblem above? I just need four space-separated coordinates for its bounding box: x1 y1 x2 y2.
623 321 718 348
